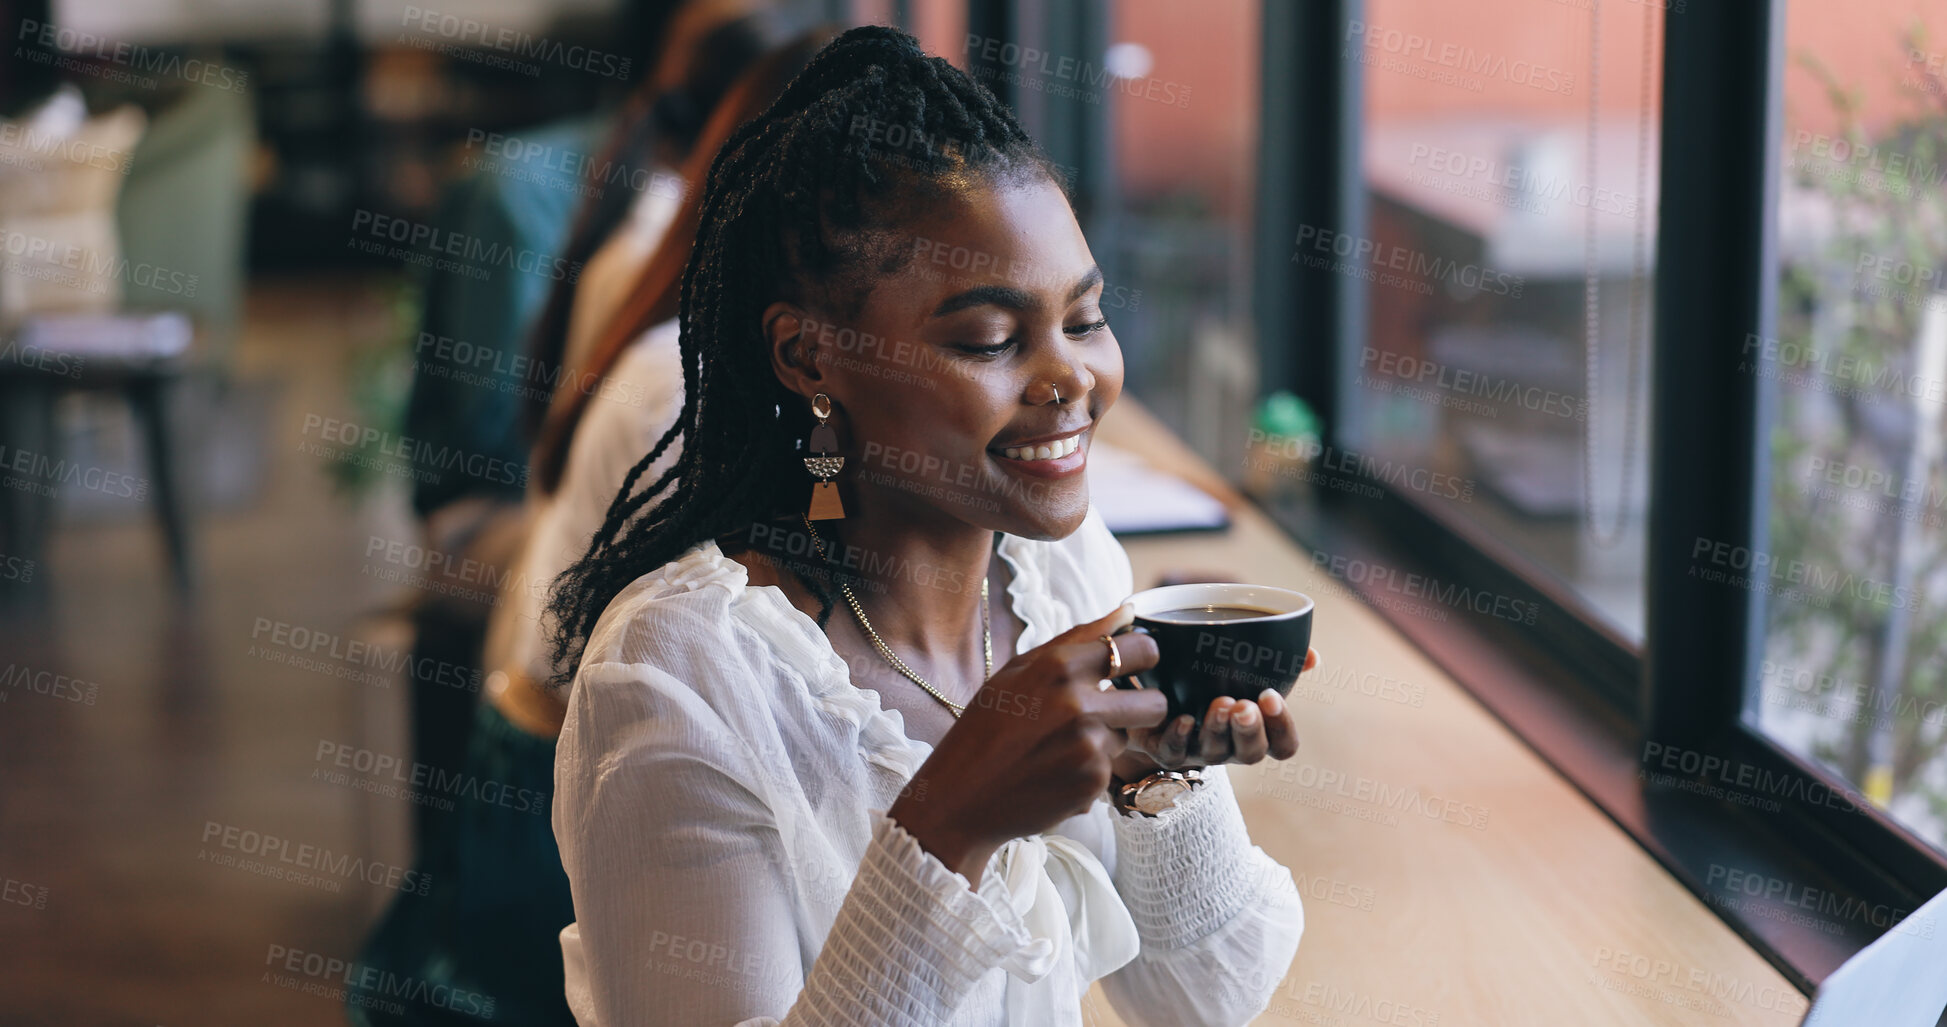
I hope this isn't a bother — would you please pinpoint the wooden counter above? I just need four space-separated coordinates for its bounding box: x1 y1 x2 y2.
1083 401 1806 1027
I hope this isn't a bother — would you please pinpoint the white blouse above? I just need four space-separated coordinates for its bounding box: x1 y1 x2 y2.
553 506 1304 1026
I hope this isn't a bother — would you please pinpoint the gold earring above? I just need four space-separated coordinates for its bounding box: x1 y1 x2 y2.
804 393 846 520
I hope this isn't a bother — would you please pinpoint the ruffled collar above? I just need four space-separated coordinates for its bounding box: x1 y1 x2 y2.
648 532 1058 781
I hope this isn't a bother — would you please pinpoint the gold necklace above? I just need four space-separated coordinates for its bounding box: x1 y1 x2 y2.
801 515 990 718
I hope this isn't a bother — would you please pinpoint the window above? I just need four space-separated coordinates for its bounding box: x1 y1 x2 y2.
1252 0 1947 988
1755 0 1947 854
1349 0 1662 643
1098 0 1260 474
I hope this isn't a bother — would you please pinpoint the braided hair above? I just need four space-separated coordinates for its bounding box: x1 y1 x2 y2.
543 25 1069 686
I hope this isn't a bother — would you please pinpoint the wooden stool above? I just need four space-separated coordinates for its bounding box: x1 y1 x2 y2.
0 312 196 600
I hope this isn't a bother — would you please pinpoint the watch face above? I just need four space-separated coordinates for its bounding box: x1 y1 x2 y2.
1133 777 1191 815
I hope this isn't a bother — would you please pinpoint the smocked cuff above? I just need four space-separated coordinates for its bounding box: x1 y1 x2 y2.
786 814 1032 1026
1108 766 1259 949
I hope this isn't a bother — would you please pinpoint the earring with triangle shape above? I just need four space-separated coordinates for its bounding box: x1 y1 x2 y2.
805 392 846 520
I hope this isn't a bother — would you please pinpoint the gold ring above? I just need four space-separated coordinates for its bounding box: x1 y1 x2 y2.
1100 634 1121 677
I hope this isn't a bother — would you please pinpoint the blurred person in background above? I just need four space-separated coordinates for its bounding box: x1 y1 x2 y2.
390 0 757 845
345 9 816 1027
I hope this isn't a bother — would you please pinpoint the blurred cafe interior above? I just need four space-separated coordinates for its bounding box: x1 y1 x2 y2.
3 0 1947 1024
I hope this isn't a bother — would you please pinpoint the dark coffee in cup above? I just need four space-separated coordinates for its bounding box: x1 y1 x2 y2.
1114 583 1314 724
1150 604 1281 623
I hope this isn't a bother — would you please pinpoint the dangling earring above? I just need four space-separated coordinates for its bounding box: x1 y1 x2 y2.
804 393 846 520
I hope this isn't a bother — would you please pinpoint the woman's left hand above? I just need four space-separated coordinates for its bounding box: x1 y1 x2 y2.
1109 647 1317 784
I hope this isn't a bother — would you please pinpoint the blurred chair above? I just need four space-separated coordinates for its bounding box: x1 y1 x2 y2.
0 90 171 595
0 312 194 594
0 79 253 601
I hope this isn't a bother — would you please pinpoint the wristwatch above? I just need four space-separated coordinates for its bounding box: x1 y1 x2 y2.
1111 768 1204 818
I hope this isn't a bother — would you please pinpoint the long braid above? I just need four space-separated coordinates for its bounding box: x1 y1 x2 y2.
544 26 1064 685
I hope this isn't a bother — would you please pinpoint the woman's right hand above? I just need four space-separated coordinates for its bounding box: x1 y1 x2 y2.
887 603 1169 886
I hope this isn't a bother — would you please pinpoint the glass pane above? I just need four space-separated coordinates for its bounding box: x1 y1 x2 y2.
1755 0 1947 853
1103 0 1260 472
1347 0 1662 641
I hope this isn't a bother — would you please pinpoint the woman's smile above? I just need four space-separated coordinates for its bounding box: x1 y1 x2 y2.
990 424 1091 478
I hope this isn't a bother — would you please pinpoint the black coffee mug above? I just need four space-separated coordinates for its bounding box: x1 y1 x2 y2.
1112 582 1314 724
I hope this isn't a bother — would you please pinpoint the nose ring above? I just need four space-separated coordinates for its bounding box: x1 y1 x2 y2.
1051 384 1061 404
